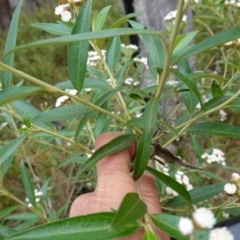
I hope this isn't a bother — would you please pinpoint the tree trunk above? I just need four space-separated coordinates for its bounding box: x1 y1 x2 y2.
0 0 12 30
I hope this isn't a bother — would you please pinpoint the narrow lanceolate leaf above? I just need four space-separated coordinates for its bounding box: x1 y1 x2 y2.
165 183 224 208
151 214 210 240
133 132 151 180
92 5 111 31
142 230 158 240
1 0 23 88
32 23 71 36
0 206 20 220
173 31 198 55
0 87 42 106
0 225 19 239
146 166 191 205
0 135 26 165
106 36 121 71
20 160 36 207
172 25 240 62
79 134 137 174
151 214 188 240
6 28 161 55
171 69 204 110
186 123 240 138
68 0 92 92
211 81 224 98
111 193 147 230
143 97 159 132
32 105 91 122
129 20 164 69
6 212 139 240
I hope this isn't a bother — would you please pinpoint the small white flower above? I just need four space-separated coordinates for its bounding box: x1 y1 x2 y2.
219 110 227 122
231 172 240 182
124 77 134 85
28 203 33 208
55 95 69 107
209 227 234 240
166 186 178 196
126 44 138 51
178 217 194 236
224 183 237 195
164 10 187 22
55 5 64 15
192 207 216 229
61 11 72 22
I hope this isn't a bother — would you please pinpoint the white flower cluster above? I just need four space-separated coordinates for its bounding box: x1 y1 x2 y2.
133 57 148 67
166 171 193 196
87 50 106 67
225 0 240 7
25 189 43 208
219 109 227 122
164 10 187 22
121 44 139 51
224 172 240 197
55 89 78 107
209 227 234 240
166 79 178 86
178 207 216 236
124 77 140 86
178 207 233 239
54 4 72 22
201 148 226 165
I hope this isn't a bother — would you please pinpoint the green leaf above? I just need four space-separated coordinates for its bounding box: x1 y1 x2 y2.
20 161 36 207
0 206 20 220
129 20 164 69
32 23 71 36
55 79 111 89
187 72 224 84
106 36 121 71
94 102 109 137
190 135 203 165
79 134 137 174
0 135 26 165
127 118 144 129
173 31 198 54
133 132 151 180
6 212 139 240
0 225 18 239
186 123 240 138
1 154 14 177
211 81 224 98
151 214 188 240
111 193 147 229
68 0 92 92
6 29 161 55
57 153 87 169
32 105 91 122
143 97 159 131
92 6 111 31
172 25 240 62
6 212 39 221
151 213 210 240
165 183 224 208
0 87 42 106
1 0 23 88
172 69 204 110
142 230 158 240
216 60 240 72
146 166 191 205
110 13 142 28
178 59 198 114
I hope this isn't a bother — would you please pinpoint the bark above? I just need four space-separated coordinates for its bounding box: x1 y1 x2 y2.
0 0 12 30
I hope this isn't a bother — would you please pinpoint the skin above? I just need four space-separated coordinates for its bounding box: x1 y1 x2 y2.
70 132 169 240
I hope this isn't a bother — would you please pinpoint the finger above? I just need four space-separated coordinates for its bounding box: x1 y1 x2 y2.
95 132 136 193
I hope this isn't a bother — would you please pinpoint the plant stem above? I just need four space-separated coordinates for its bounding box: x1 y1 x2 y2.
0 62 142 135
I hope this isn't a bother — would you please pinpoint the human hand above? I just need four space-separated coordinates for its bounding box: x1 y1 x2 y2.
70 132 169 240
